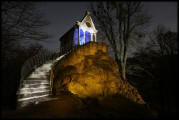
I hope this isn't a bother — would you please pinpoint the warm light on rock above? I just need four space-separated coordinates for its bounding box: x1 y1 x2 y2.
50 42 145 104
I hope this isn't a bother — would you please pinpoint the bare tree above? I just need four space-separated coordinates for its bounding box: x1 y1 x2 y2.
2 2 49 41
1 2 50 108
130 25 178 114
1 1 50 66
149 25 178 56
91 2 150 80
94 2 117 57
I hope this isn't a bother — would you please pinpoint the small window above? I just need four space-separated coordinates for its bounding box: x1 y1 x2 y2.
86 22 91 28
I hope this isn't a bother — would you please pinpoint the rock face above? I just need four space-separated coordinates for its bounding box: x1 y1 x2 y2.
50 42 145 104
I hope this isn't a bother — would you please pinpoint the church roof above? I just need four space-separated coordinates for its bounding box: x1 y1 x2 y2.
77 11 97 33
59 11 97 41
80 11 91 23
59 25 75 41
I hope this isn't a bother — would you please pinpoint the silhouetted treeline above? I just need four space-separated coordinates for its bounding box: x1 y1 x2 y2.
126 26 177 117
1 43 44 109
1 1 49 109
90 2 151 80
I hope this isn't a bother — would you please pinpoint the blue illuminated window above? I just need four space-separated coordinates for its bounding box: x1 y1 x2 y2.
74 28 78 45
85 31 91 43
79 29 83 45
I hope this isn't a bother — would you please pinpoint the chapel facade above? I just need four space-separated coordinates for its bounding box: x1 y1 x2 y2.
59 11 98 54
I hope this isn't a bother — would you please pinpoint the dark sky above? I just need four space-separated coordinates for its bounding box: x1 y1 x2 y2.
35 2 177 50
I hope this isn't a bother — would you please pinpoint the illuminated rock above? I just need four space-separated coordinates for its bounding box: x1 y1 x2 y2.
51 42 145 104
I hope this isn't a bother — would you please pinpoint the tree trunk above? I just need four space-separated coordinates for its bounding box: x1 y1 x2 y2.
114 51 120 69
111 45 120 70
121 63 126 80
121 6 130 81
119 19 123 74
120 17 127 80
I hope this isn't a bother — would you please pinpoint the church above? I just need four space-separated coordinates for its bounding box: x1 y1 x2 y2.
59 11 98 54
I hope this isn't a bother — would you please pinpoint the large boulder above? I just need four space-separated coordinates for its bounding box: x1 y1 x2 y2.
50 42 145 104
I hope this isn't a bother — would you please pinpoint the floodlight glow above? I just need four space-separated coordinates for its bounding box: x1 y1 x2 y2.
18 94 49 101
19 90 50 94
20 86 48 90
17 54 67 106
24 83 49 87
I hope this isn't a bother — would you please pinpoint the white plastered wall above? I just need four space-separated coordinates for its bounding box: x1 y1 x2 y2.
78 14 98 43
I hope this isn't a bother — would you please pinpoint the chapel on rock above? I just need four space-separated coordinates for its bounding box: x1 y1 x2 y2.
59 11 98 54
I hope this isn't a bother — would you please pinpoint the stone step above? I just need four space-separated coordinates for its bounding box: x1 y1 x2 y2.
23 80 49 84
28 72 50 78
16 63 54 108
32 71 49 76
21 83 50 88
29 75 49 79
18 86 50 94
18 91 50 99
36 67 51 70
25 78 49 80
20 83 50 88
17 95 56 108
18 94 50 103
28 74 49 79
19 85 50 91
17 89 49 95
17 89 50 95
36 68 50 71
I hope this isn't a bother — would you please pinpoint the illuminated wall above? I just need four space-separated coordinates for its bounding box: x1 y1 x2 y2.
72 12 98 46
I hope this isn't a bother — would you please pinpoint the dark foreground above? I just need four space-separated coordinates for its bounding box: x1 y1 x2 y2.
2 93 157 119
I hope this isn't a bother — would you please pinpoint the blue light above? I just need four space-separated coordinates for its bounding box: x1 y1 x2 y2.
79 29 83 45
74 28 78 45
85 31 91 43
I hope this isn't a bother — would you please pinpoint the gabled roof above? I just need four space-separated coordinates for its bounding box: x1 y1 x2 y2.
59 25 75 41
59 11 98 41
77 11 98 33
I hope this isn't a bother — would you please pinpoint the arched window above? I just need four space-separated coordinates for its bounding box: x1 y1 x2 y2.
85 31 91 43
79 29 84 45
74 28 78 45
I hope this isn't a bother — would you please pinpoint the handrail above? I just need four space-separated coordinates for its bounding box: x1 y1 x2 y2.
20 48 62 84
19 42 99 87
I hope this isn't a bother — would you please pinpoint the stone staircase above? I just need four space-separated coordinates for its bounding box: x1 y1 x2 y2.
17 54 66 108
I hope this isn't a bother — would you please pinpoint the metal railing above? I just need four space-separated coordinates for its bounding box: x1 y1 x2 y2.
20 41 104 84
20 48 62 83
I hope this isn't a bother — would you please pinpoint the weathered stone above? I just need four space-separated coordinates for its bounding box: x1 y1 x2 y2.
50 42 145 104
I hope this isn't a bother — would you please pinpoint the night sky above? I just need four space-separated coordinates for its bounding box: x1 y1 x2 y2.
35 2 177 50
